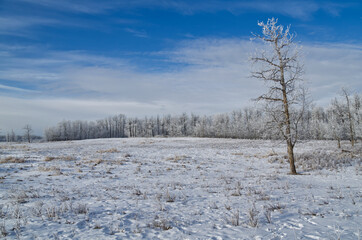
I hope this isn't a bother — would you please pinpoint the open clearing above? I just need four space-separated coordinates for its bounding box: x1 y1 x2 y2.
0 138 361 239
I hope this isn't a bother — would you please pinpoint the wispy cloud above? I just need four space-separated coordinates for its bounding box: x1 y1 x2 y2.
0 16 60 36
0 14 106 38
1 39 361 102
124 28 148 38
116 18 140 25
303 43 362 105
1 39 361 134
10 0 350 19
0 84 39 93
14 0 120 14
0 0 352 41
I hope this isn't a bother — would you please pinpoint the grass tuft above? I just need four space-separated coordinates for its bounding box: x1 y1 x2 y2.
0 156 25 164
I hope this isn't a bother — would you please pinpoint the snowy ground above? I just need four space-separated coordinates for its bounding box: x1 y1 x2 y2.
0 138 361 239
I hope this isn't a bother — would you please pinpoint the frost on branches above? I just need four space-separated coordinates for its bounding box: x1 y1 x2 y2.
250 18 306 174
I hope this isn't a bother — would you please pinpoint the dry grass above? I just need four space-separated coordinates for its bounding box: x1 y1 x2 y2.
231 152 244 156
265 202 285 212
259 151 278 159
94 159 103 165
0 145 30 150
139 140 155 145
96 148 119 154
74 203 88 215
230 181 243 197
62 156 75 161
44 156 56 161
0 220 7 237
247 204 259 228
0 156 25 164
44 156 75 161
165 155 188 162
38 166 61 172
84 158 103 166
229 209 240 226
295 149 361 171
165 190 176 202
149 216 172 230
268 154 288 164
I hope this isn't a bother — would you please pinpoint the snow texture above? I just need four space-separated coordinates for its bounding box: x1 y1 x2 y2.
0 138 361 239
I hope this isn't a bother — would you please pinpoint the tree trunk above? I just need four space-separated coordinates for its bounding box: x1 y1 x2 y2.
343 89 355 147
277 40 298 175
349 119 355 147
283 96 297 174
287 140 297 174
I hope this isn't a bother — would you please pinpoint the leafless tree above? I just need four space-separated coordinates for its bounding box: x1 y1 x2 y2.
353 93 362 140
341 88 355 146
23 124 33 143
329 89 361 148
250 18 305 174
329 99 345 148
6 130 16 142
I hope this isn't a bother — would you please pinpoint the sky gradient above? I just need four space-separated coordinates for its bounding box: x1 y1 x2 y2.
0 0 361 135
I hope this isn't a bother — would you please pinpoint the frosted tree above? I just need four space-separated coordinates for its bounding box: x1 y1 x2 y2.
251 18 305 174
310 107 327 140
23 124 33 143
332 89 361 147
341 88 356 146
328 100 346 148
353 93 361 140
6 130 16 142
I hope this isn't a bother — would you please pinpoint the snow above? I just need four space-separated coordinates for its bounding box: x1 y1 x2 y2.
0 138 361 239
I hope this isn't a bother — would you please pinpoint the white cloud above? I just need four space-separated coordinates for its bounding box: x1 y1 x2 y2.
0 39 361 135
303 43 362 105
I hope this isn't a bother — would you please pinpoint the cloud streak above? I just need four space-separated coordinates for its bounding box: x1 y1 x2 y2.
124 28 149 38
0 84 39 93
0 16 60 37
14 0 120 14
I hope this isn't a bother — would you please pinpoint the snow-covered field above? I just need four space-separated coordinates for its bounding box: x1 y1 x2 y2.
0 138 361 239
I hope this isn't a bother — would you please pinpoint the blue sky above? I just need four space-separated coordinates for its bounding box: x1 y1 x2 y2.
0 0 361 135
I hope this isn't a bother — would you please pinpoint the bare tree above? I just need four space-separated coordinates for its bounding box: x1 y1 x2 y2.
7 129 16 142
353 93 362 140
329 99 345 148
251 18 305 175
341 88 355 146
23 124 33 143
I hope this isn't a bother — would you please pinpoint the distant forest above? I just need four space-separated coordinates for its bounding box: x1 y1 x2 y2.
1 93 360 144
43 94 361 143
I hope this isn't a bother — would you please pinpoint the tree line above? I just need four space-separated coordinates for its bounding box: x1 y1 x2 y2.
0 129 42 143
44 92 361 144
